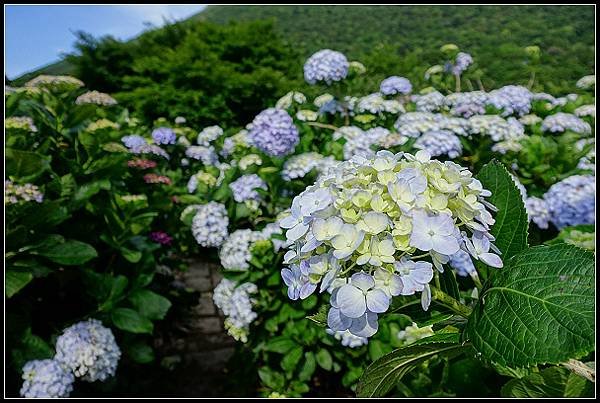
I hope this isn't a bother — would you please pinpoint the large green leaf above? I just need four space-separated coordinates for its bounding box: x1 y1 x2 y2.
501 366 593 398
111 308 154 334
476 161 529 259
5 148 51 182
356 333 467 397
32 238 98 265
5 270 34 298
128 290 172 320
466 244 594 368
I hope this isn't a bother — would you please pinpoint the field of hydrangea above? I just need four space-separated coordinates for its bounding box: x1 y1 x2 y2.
5 42 595 398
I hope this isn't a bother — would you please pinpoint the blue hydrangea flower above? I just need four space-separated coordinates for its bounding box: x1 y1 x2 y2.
151 127 176 145
326 329 368 348
452 52 473 75
414 130 462 159
247 108 299 157
526 196 551 229
122 135 147 149
20 359 74 398
380 76 413 95
304 49 349 85
229 174 268 203
413 90 447 112
185 145 218 166
448 249 476 277
487 85 532 116
282 261 317 300
191 201 229 248
213 279 258 342
54 319 121 382
541 112 592 135
544 175 595 229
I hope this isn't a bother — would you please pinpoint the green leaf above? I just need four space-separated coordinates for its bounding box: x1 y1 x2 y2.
126 341 155 364
297 351 317 382
120 247 142 263
263 336 297 354
368 339 386 362
5 148 51 181
306 305 328 327
438 267 460 300
281 346 304 372
501 366 592 398
258 367 285 390
33 239 98 265
466 244 594 368
476 161 529 259
356 333 467 397
111 308 154 334
316 348 333 371
5 270 34 297
73 179 111 205
129 289 172 320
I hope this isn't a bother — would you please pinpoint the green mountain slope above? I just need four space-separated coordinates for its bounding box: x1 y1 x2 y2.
12 5 594 89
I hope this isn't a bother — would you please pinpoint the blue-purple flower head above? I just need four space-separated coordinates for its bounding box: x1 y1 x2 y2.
229 174 268 203
380 76 413 96
452 52 473 75
414 130 462 159
304 49 349 85
20 359 74 398
151 127 176 145
544 175 595 229
247 108 299 157
54 319 121 382
487 85 532 117
122 135 147 149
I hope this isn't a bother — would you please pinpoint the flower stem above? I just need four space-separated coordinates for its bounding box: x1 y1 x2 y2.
430 286 473 318
307 122 339 131
561 359 595 383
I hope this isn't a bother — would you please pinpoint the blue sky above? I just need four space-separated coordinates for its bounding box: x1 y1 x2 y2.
5 5 206 79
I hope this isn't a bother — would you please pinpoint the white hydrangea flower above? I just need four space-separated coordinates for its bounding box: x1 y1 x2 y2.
191 202 229 247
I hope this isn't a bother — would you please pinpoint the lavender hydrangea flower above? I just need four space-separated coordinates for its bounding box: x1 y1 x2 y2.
54 319 121 382
304 49 349 85
151 127 176 145
247 108 299 157
197 125 223 146
414 90 447 112
394 258 434 295
544 175 595 229
20 359 74 398
122 135 147 149
326 329 368 348
213 279 258 342
452 52 473 75
229 174 267 203
541 112 592 135
185 145 219 166
525 196 551 229
448 249 476 277
487 85 532 117
282 261 317 300
414 130 462 158
191 201 229 247
380 76 412 96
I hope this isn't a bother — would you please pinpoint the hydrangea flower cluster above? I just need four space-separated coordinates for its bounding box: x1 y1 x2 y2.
448 249 476 277
519 114 543 126
343 127 391 160
229 174 268 203
446 91 488 118
279 150 502 340
451 52 473 75
541 112 592 135
151 127 177 145
191 201 229 248
281 152 334 181
75 90 118 106
213 278 258 343
413 130 462 159
143 173 172 185
525 197 551 229
239 154 263 171
396 322 434 345
380 76 413 96
185 145 219 165
544 175 595 229
24 75 84 90
219 225 283 271
86 118 120 132
357 93 404 114
5 116 38 132
122 135 147 149
5 180 44 204
576 75 595 89
20 359 74 398
574 104 595 119
486 85 532 116
276 91 307 109
326 329 368 348
468 115 525 142
247 108 300 157
413 91 447 112
54 319 121 382
149 231 173 245
303 49 349 85
127 158 157 170
121 135 170 159
197 125 223 146
221 130 250 157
